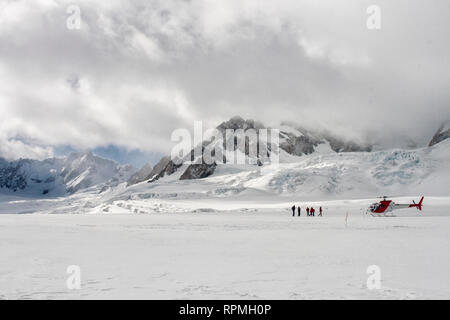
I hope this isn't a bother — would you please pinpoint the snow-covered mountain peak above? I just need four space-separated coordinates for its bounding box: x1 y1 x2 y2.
129 117 374 186
0 152 136 195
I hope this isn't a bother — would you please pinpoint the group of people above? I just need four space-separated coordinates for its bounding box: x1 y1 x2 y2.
291 205 322 217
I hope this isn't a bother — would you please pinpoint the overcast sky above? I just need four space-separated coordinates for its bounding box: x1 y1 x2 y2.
1 0 449 161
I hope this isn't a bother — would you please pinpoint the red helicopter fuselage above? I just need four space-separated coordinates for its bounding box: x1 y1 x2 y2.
368 197 424 215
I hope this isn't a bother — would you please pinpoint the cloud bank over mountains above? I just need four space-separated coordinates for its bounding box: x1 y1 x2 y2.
1 0 449 160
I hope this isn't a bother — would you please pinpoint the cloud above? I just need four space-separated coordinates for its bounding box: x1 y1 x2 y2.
0 0 449 160
0 134 54 160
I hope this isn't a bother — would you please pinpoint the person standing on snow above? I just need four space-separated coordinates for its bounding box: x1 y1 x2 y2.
306 207 310 216
297 206 301 216
311 207 315 216
291 205 296 217
319 206 323 216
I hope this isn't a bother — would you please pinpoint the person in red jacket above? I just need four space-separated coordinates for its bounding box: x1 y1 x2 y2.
306 207 310 216
311 207 315 217
319 206 323 216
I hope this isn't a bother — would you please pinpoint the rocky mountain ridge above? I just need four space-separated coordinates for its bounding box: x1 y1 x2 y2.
128 116 374 186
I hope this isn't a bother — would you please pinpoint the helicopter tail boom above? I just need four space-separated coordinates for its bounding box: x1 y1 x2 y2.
409 196 424 211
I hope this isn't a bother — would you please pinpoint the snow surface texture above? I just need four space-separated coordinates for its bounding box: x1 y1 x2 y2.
1 204 449 299
0 141 449 299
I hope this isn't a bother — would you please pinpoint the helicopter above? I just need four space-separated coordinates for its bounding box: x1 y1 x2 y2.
367 196 424 216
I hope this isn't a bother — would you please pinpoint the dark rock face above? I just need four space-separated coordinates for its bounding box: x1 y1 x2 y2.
179 162 217 180
216 116 269 164
126 163 153 186
279 132 322 156
0 161 28 192
124 156 171 185
147 116 373 183
147 158 181 183
147 116 268 183
147 156 171 180
217 116 264 133
279 123 372 156
163 160 182 176
429 123 450 147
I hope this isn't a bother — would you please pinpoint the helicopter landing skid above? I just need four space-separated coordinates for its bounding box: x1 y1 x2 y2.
368 211 396 217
